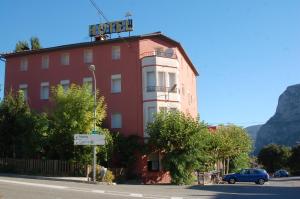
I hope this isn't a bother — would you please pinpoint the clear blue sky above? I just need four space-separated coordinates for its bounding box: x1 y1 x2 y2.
1 0 299 127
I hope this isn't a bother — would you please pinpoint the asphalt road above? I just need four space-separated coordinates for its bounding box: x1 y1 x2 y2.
0 175 299 199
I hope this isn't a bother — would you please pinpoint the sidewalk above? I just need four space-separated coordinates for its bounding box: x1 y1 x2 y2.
0 173 92 184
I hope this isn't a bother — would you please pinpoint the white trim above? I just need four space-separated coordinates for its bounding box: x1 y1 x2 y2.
111 74 121 79
83 77 92 83
40 82 49 86
19 84 28 89
60 80 70 85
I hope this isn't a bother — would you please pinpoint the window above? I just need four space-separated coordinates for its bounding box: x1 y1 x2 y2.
20 58 28 71
40 82 49 100
147 107 156 124
83 77 93 91
111 74 121 93
112 46 120 60
146 71 155 92
168 73 176 92
111 113 122 128
147 153 159 171
170 108 177 112
61 53 70 65
84 49 93 63
154 47 163 56
158 72 166 87
60 80 70 91
42 55 49 69
159 107 167 113
19 84 28 100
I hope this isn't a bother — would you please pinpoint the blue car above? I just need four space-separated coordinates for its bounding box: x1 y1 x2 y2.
274 169 289 178
223 168 269 185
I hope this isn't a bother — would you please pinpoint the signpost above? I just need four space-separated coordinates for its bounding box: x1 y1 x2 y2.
74 134 105 146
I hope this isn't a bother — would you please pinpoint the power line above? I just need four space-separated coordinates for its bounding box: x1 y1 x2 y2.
89 0 110 23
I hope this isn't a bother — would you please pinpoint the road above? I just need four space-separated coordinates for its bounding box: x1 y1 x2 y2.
0 175 299 199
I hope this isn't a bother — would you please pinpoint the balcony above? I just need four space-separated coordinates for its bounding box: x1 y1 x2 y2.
146 86 177 93
141 50 177 59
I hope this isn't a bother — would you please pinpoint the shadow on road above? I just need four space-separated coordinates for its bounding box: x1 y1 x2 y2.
188 182 300 199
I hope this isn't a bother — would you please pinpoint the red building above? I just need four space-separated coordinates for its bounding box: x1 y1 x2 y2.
1 32 198 183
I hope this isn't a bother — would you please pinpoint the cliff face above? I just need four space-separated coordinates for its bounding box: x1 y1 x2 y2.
255 84 300 154
245 124 262 144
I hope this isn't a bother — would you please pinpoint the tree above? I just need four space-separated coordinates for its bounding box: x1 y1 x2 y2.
15 41 29 52
215 125 252 174
288 145 300 175
229 152 250 173
0 90 47 158
46 84 107 162
14 37 41 52
147 111 208 185
30 37 41 50
257 144 291 173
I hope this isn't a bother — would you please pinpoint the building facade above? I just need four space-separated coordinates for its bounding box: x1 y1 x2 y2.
1 32 198 183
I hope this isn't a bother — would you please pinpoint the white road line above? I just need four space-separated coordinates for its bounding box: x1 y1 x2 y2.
0 178 187 199
0 179 67 189
129 193 143 197
92 190 105 193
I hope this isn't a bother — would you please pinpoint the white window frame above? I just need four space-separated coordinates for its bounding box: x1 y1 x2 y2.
112 46 120 60
60 80 70 91
111 113 122 128
61 53 70 65
20 58 28 71
83 77 93 91
40 82 49 100
157 71 166 87
19 84 28 100
111 74 121 93
42 55 49 69
84 49 93 64
147 106 156 124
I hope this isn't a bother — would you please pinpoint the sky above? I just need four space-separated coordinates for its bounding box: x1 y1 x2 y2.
0 0 299 127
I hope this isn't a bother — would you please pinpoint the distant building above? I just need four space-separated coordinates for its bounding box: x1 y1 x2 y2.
1 32 198 183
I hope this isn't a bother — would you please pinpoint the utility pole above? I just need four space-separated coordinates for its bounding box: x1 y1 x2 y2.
88 64 97 183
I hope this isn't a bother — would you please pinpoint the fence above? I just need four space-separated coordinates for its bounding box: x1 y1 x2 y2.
0 158 88 176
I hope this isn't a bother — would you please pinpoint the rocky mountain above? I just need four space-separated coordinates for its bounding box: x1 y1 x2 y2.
255 84 300 154
245 124 262 144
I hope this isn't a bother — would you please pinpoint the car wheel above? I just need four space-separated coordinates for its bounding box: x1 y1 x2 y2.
228 178 236 184
257 179 265 185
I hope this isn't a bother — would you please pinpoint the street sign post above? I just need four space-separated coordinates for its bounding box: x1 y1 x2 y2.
74 134 105 145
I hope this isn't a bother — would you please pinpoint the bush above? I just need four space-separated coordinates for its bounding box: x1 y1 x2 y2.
258 144 291 173
289 145 300 176
103 170 115 183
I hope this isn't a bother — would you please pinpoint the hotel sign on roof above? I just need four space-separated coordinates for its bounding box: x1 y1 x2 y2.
89 19 133 37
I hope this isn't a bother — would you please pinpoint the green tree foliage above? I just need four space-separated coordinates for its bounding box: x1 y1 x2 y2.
288 145 300 175
229 152 250 173
15 41 30 52
147 111 209 185
216 125 252 174
30 37 41 50
46 84 107 162
111 134 144 168
0 90 48 158
257 144 291 173
14 37 41 52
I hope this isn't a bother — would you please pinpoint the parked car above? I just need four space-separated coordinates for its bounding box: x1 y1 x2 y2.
223 168 269 185
274 169 289 177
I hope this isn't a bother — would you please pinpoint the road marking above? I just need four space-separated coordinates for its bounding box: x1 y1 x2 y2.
92 190 105 193
0 179 67 189
0 178 188 199
129 193 143 197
